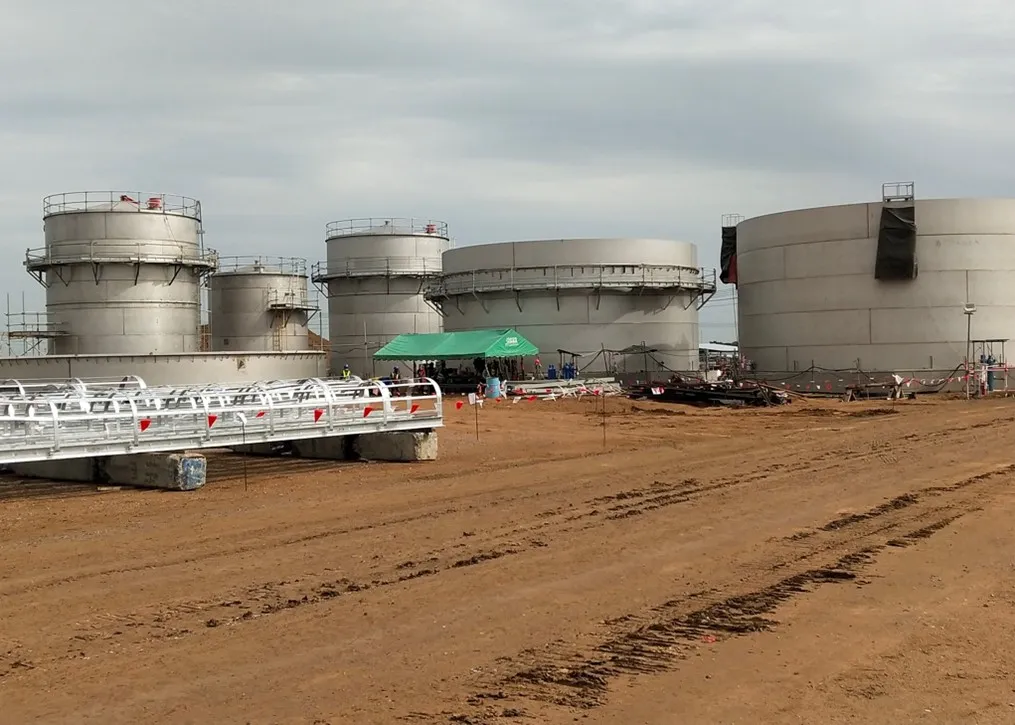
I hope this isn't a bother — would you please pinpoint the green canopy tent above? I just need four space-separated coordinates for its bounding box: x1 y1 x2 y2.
373 328 539 361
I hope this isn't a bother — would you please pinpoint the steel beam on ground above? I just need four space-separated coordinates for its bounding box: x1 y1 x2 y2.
0 376 441 464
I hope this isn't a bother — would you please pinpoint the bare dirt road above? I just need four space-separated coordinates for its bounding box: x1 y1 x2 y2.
2 394 1015 724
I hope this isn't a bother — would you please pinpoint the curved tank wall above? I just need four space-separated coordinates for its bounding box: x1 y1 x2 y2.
0 352 326 386
736 198 1015 372
210 257 314 352
429 238 714 372
312 218 450 376
28 192 216 355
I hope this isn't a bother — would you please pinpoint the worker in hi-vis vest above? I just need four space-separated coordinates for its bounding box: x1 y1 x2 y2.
341 364 351 379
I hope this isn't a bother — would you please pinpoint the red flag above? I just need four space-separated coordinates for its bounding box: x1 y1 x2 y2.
313 408 324 422
207 414 217 427
139 419 151 432
255 411 265 418
455 400 464 409
409 404 419 414
363 406 374 417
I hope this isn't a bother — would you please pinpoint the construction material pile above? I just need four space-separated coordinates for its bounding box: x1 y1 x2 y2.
627 379 790 407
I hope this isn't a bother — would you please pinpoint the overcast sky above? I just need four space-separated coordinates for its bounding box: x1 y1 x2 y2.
2 0 1014 344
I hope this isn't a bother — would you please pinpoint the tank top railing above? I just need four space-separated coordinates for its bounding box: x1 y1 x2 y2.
310 257 443 281
325 218 448 238
43 192 202 220
426 265 718 298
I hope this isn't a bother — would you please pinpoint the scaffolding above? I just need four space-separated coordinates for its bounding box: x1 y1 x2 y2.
3 293 65 357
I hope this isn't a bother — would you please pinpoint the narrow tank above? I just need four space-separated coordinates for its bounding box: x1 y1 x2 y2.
27 192 217 355
209 257 316 352
311 218 450 376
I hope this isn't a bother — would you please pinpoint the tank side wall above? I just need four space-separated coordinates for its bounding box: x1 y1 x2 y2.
737 198 1015 371
0 353 326 387
440 292 700 371
47 265 201 355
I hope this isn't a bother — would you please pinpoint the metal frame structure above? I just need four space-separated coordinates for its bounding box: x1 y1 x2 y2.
882 181 915 203
0 376 442 464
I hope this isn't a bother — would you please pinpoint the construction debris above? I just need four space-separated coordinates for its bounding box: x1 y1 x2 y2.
628 379 790 407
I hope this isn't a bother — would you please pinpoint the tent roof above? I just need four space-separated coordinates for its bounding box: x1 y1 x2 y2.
373 328 538 361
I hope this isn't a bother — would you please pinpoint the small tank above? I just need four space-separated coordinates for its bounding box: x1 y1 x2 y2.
209 256 317 352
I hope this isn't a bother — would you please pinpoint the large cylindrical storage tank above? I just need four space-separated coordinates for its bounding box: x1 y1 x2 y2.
209 257 315 352
428 238 714 371
736 197 1015 373
312 218 450 376
28 192 216 355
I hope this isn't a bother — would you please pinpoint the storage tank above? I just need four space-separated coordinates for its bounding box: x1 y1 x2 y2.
209 256 316 352
311 218 450 376
735 184 1015 373
427 238 715 372
27 192 217 355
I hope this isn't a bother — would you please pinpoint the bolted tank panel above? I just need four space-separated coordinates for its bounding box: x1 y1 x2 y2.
29 192 216 355
428 238 716 372
209 257 315 352
736 196 1015 373
312 218 450 376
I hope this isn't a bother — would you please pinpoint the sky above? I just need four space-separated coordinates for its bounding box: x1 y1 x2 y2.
2 0 1014 345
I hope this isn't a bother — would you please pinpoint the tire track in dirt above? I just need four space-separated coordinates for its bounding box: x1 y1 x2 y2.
403 464 1015 723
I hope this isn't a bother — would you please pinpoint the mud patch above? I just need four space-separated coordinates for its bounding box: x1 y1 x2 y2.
821 493 920 531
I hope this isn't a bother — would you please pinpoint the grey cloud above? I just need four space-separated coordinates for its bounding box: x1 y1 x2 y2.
3 0 1015 342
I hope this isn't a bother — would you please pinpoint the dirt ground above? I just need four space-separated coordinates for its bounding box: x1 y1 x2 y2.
2 392 1015 724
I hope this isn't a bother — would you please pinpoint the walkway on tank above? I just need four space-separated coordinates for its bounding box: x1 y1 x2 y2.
0 376 442 465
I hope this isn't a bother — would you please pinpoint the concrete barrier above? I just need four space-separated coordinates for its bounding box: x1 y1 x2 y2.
9 452 207 491
232 430 438 462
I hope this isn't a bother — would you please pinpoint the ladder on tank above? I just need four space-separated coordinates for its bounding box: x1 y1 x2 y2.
0 376 443 465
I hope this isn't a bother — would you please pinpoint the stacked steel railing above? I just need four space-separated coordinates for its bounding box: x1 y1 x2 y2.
0 376 442 464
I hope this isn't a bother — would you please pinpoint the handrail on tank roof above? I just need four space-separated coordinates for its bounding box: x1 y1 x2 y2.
213 255 308 276
325 218 449 239
43 192 202 220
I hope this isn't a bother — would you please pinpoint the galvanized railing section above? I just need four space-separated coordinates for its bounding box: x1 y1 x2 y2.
310 256 443 282
25 241 219 272
43 192 203 220
425 265 719 298
325 218 449 238
214 256 309 276
0 377 443 464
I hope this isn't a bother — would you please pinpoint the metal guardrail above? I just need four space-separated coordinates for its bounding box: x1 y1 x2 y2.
214 256 308 276
43 192 202 220
311 257 443 281
325 218 449 239
25 242 219 271
425 265 719 298
0 376 442 464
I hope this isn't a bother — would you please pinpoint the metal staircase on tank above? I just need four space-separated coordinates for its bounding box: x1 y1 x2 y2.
267 287 318 352
0 376 443 465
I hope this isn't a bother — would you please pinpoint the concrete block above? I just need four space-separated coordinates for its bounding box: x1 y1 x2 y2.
10 452 207 491
352 430 438 462
231 430 438 462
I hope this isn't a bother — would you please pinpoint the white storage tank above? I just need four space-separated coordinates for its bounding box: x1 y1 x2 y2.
427 238 715 371
27 191 217 355
735 184 1015 372
209 257 317 352
312 218 450 375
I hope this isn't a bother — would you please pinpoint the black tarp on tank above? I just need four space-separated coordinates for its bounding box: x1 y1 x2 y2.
874 205 917 280
720 225 738 285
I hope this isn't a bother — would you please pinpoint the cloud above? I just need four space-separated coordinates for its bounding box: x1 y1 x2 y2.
1 0 1015 344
